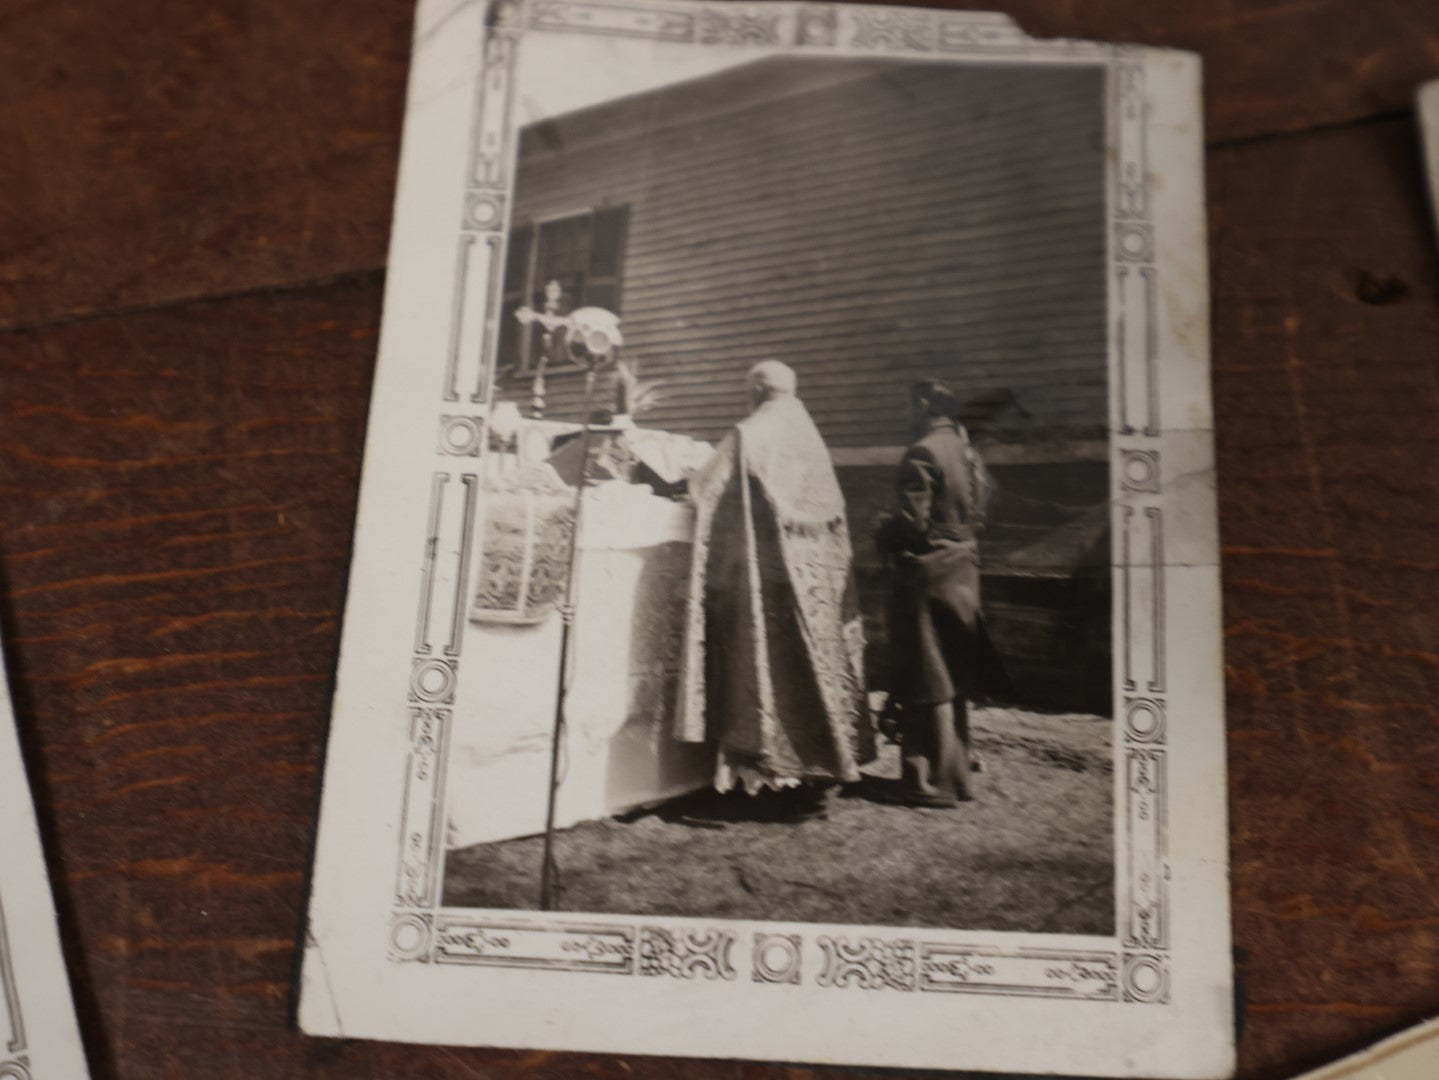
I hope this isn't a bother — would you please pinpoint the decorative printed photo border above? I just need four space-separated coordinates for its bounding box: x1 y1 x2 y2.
0 897 30 1080
384 0 1170 1008
0 625 87 1079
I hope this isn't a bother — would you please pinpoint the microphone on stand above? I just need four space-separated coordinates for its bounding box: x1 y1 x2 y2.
515 297 623 912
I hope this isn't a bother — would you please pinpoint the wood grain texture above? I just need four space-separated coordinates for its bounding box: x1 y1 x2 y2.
0 0 413 330
3 0 1439 329
1 1 1438 1078
1212 114 1439 1078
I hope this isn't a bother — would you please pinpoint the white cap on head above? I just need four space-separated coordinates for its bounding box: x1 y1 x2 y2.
748 359 798 399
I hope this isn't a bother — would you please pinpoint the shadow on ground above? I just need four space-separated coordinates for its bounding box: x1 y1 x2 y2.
442 706 1114 934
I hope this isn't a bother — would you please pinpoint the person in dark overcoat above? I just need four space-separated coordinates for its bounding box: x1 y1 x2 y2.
874 379 1009 806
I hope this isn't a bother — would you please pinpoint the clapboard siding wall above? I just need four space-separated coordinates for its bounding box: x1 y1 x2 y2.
497 58 1109 451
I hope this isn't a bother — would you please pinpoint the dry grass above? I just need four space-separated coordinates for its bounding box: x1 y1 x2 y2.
443 706 1114 934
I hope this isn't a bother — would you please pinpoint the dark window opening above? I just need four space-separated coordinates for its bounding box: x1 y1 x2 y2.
498 205 629 373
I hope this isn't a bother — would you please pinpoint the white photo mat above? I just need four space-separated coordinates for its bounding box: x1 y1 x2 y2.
1 631 90 1080
1421 81 1439 236
300 2 1231 1076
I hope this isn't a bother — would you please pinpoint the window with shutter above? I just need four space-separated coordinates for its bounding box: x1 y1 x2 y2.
497 205 630 373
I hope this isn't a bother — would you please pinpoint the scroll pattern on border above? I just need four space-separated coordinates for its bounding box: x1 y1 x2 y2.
638 927 737 980
817 936 917 991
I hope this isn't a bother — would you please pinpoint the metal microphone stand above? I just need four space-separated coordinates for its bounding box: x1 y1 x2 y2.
538 354 602 911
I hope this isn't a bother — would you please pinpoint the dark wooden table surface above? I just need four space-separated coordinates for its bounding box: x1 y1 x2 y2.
2 1 1438 1077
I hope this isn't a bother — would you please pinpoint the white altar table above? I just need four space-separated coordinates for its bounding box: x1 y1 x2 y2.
446 480 712 849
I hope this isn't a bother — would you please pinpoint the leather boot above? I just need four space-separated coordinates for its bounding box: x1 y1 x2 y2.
897 704 964 807
944 698 975 801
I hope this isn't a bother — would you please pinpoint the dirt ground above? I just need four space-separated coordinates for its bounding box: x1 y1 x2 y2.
442 706 1115 934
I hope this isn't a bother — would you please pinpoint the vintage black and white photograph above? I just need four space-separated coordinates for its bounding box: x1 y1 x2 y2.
440 55 1115 935
301 2 1228 1074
